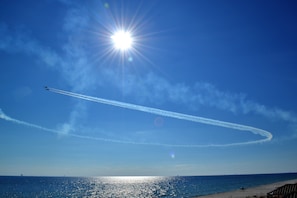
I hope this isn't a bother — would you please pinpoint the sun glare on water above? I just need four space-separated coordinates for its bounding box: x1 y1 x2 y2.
111 30 133 51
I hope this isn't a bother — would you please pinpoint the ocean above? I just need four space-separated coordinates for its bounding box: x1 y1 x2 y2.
1 173 297 198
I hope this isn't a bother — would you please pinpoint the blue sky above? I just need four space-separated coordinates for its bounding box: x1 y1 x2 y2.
1 0 297 176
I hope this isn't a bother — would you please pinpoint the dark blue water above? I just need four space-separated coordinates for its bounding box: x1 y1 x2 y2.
1 173 297 198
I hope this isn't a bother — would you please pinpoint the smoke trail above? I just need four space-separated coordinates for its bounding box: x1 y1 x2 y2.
0 100 272 147
45 87 273 146
0 108 158 146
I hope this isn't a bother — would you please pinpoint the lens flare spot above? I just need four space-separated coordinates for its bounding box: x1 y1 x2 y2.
170 152 175 159
104 2 109 9
128 56 133 62
154 117 164 127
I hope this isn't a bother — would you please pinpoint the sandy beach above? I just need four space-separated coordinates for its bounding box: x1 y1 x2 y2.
196 178 297 198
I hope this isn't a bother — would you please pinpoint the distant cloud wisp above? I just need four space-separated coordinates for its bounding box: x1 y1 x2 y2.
116 72 297 124
45 87 273 147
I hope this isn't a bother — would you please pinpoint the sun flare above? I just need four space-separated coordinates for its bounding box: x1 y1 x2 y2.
111 30 133 51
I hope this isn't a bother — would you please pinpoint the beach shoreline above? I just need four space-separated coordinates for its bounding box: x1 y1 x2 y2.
195 178 297 198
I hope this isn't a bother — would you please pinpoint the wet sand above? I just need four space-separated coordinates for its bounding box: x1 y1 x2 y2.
196 179 297 198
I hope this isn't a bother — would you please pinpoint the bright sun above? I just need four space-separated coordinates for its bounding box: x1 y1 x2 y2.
111 30 133 51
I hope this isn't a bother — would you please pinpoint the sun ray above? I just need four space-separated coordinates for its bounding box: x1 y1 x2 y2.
85 1 175 78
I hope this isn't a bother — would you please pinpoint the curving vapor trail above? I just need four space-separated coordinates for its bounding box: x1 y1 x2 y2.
0 108 156 146
42 87 273 147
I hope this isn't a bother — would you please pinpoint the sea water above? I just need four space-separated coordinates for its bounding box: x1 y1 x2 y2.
1 173 297 198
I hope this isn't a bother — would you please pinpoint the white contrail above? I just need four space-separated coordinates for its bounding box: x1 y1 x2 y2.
0 108 247 147
0 108 161 146
44 87 273 147
0 100 272 147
